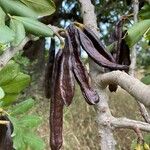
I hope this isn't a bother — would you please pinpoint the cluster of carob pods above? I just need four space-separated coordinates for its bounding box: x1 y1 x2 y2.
45 20 131 150
0 20 130 150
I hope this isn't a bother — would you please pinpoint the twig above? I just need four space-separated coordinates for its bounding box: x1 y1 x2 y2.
0 37 30 70
134 127 143 144
0 120 9 125
111 117 150 132
137 102 150 123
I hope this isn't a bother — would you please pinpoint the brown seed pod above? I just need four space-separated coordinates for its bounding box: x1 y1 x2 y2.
113 19 131 69
59 32 75 106
74 22 115 63
67 25 100 105
108 19 131 92
76 27 129 70
50 50 64 150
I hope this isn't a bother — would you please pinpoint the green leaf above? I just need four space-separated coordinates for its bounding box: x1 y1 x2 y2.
10 19 26 46
10 99 35 116
0 6 5 26
13 16 53 37
20 0 56 16
0 60 20 86
0 0 38 18
139 4 150 20
24 132 46 150
0 93 18 107
10 117 27 150
18 115 42 128
0 87 4 99
141 75 150 85
2 72 30 94
125 19 150 47
10 116 45 150
144 28 150 40
0 25 15 44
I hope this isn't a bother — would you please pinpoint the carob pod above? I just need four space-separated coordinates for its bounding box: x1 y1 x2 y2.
50 49 64 150
67 25 100 105
74 22 115 63
59 32 75 106
109 19 131 92
114 19 131 68
108 20 123 92
76 27 129 70
67 24 81 56
115 20 123 64
45 38 55 98
119 38 131 67
0 115 13 150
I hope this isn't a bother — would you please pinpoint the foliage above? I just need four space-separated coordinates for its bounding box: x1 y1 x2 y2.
0 60 30 107
141 74 150 85
10 19 26 46
0 0 55 46
9 99 45 150
12 16 53 37
125 19 150 47
0 61 45 150
131 134 150 150
20 0 56 16
139 4 150 20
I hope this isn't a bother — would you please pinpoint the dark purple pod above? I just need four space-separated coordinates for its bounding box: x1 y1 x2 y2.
67 27 100 105
74 22 115 63
50 49 64 150
76 27 129 70
59 32 75 106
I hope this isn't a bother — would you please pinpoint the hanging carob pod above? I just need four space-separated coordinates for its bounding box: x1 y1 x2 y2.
114 18 131 70
67 24 81 56
0 115 13 150
75 26 129 70
50 49 64 150
109 18 131 92
45 38 55 98
74 22 115 63
58 31 75 106
67 25 100 105
119 37 131 67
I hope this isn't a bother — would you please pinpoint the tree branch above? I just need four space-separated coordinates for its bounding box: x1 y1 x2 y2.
0 37 30 70
96 71 150 107
111 117 150 132
137 102 150 123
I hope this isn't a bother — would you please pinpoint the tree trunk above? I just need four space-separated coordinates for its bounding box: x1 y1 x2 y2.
78 0 117 149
